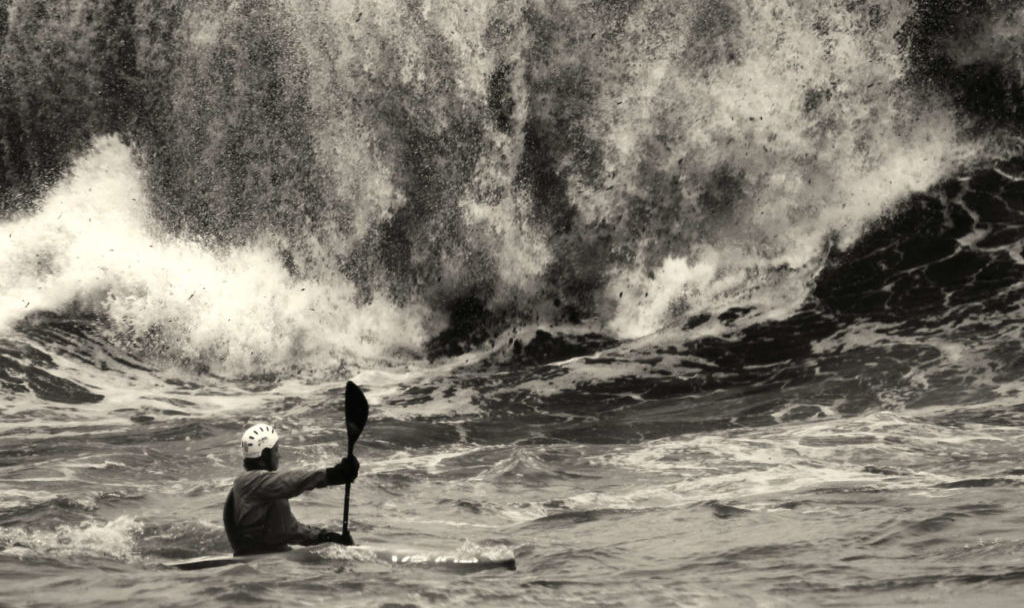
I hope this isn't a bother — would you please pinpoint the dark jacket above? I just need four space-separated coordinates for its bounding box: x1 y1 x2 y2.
230 468 327 555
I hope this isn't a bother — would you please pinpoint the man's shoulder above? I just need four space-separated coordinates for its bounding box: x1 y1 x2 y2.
233 467 325 500
234 469 269 488
235 469 264 480
234 468 316 485
236 469 269 479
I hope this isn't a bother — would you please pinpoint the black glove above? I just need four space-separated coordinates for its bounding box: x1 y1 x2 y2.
325 456 359 486
316 530 352 546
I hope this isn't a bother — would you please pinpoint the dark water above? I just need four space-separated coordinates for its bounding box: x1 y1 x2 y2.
4 1 1024 606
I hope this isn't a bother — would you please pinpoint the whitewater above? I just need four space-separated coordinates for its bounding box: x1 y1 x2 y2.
3 0 1024 606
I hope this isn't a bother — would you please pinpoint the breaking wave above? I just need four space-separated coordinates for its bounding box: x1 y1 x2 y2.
0 0 1022 377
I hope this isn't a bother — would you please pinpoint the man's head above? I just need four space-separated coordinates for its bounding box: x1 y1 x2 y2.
241 423 280 471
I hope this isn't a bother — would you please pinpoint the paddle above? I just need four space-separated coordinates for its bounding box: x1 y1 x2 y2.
341 380 369 545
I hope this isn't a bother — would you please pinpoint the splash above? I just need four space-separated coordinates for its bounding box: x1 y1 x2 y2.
595 0 981 337
0 515 141 562
0 137 434 376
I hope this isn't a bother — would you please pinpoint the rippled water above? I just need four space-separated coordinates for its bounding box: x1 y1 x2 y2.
3 332 1024 606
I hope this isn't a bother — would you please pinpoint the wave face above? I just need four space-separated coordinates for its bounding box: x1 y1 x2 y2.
1 0 1023 377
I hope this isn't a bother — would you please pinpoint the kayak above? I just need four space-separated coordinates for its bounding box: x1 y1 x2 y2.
162 543 516 574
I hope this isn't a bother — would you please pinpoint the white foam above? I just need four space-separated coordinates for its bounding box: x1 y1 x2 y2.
596 1 982 340
0 515 141 561
0 137 433 377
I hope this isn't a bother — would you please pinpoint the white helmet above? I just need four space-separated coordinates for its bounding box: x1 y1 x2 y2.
241 423 279 459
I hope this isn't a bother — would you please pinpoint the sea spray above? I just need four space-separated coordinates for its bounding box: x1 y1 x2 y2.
0 137 434 377
0 0 1020 369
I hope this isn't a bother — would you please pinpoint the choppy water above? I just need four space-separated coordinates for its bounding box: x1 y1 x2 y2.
4 0 1024 606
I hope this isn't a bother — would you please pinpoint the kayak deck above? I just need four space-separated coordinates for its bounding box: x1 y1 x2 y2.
162 544 516 573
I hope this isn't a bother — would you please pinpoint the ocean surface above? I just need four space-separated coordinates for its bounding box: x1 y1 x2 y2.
3 1 1024 606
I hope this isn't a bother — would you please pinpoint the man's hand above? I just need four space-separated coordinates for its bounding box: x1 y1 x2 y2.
325 455 359 486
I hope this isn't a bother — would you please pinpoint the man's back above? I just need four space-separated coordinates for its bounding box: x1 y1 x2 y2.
230 468 326 555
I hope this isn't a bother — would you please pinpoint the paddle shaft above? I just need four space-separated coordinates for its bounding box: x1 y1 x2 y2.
342 442 353 539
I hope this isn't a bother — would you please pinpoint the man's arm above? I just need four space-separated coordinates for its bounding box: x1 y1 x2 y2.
243 457 359 501
246 468 327 500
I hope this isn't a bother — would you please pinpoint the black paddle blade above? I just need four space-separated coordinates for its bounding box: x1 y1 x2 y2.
344 381 369 454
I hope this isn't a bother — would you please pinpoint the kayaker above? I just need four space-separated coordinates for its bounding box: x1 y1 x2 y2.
225 423 360 555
